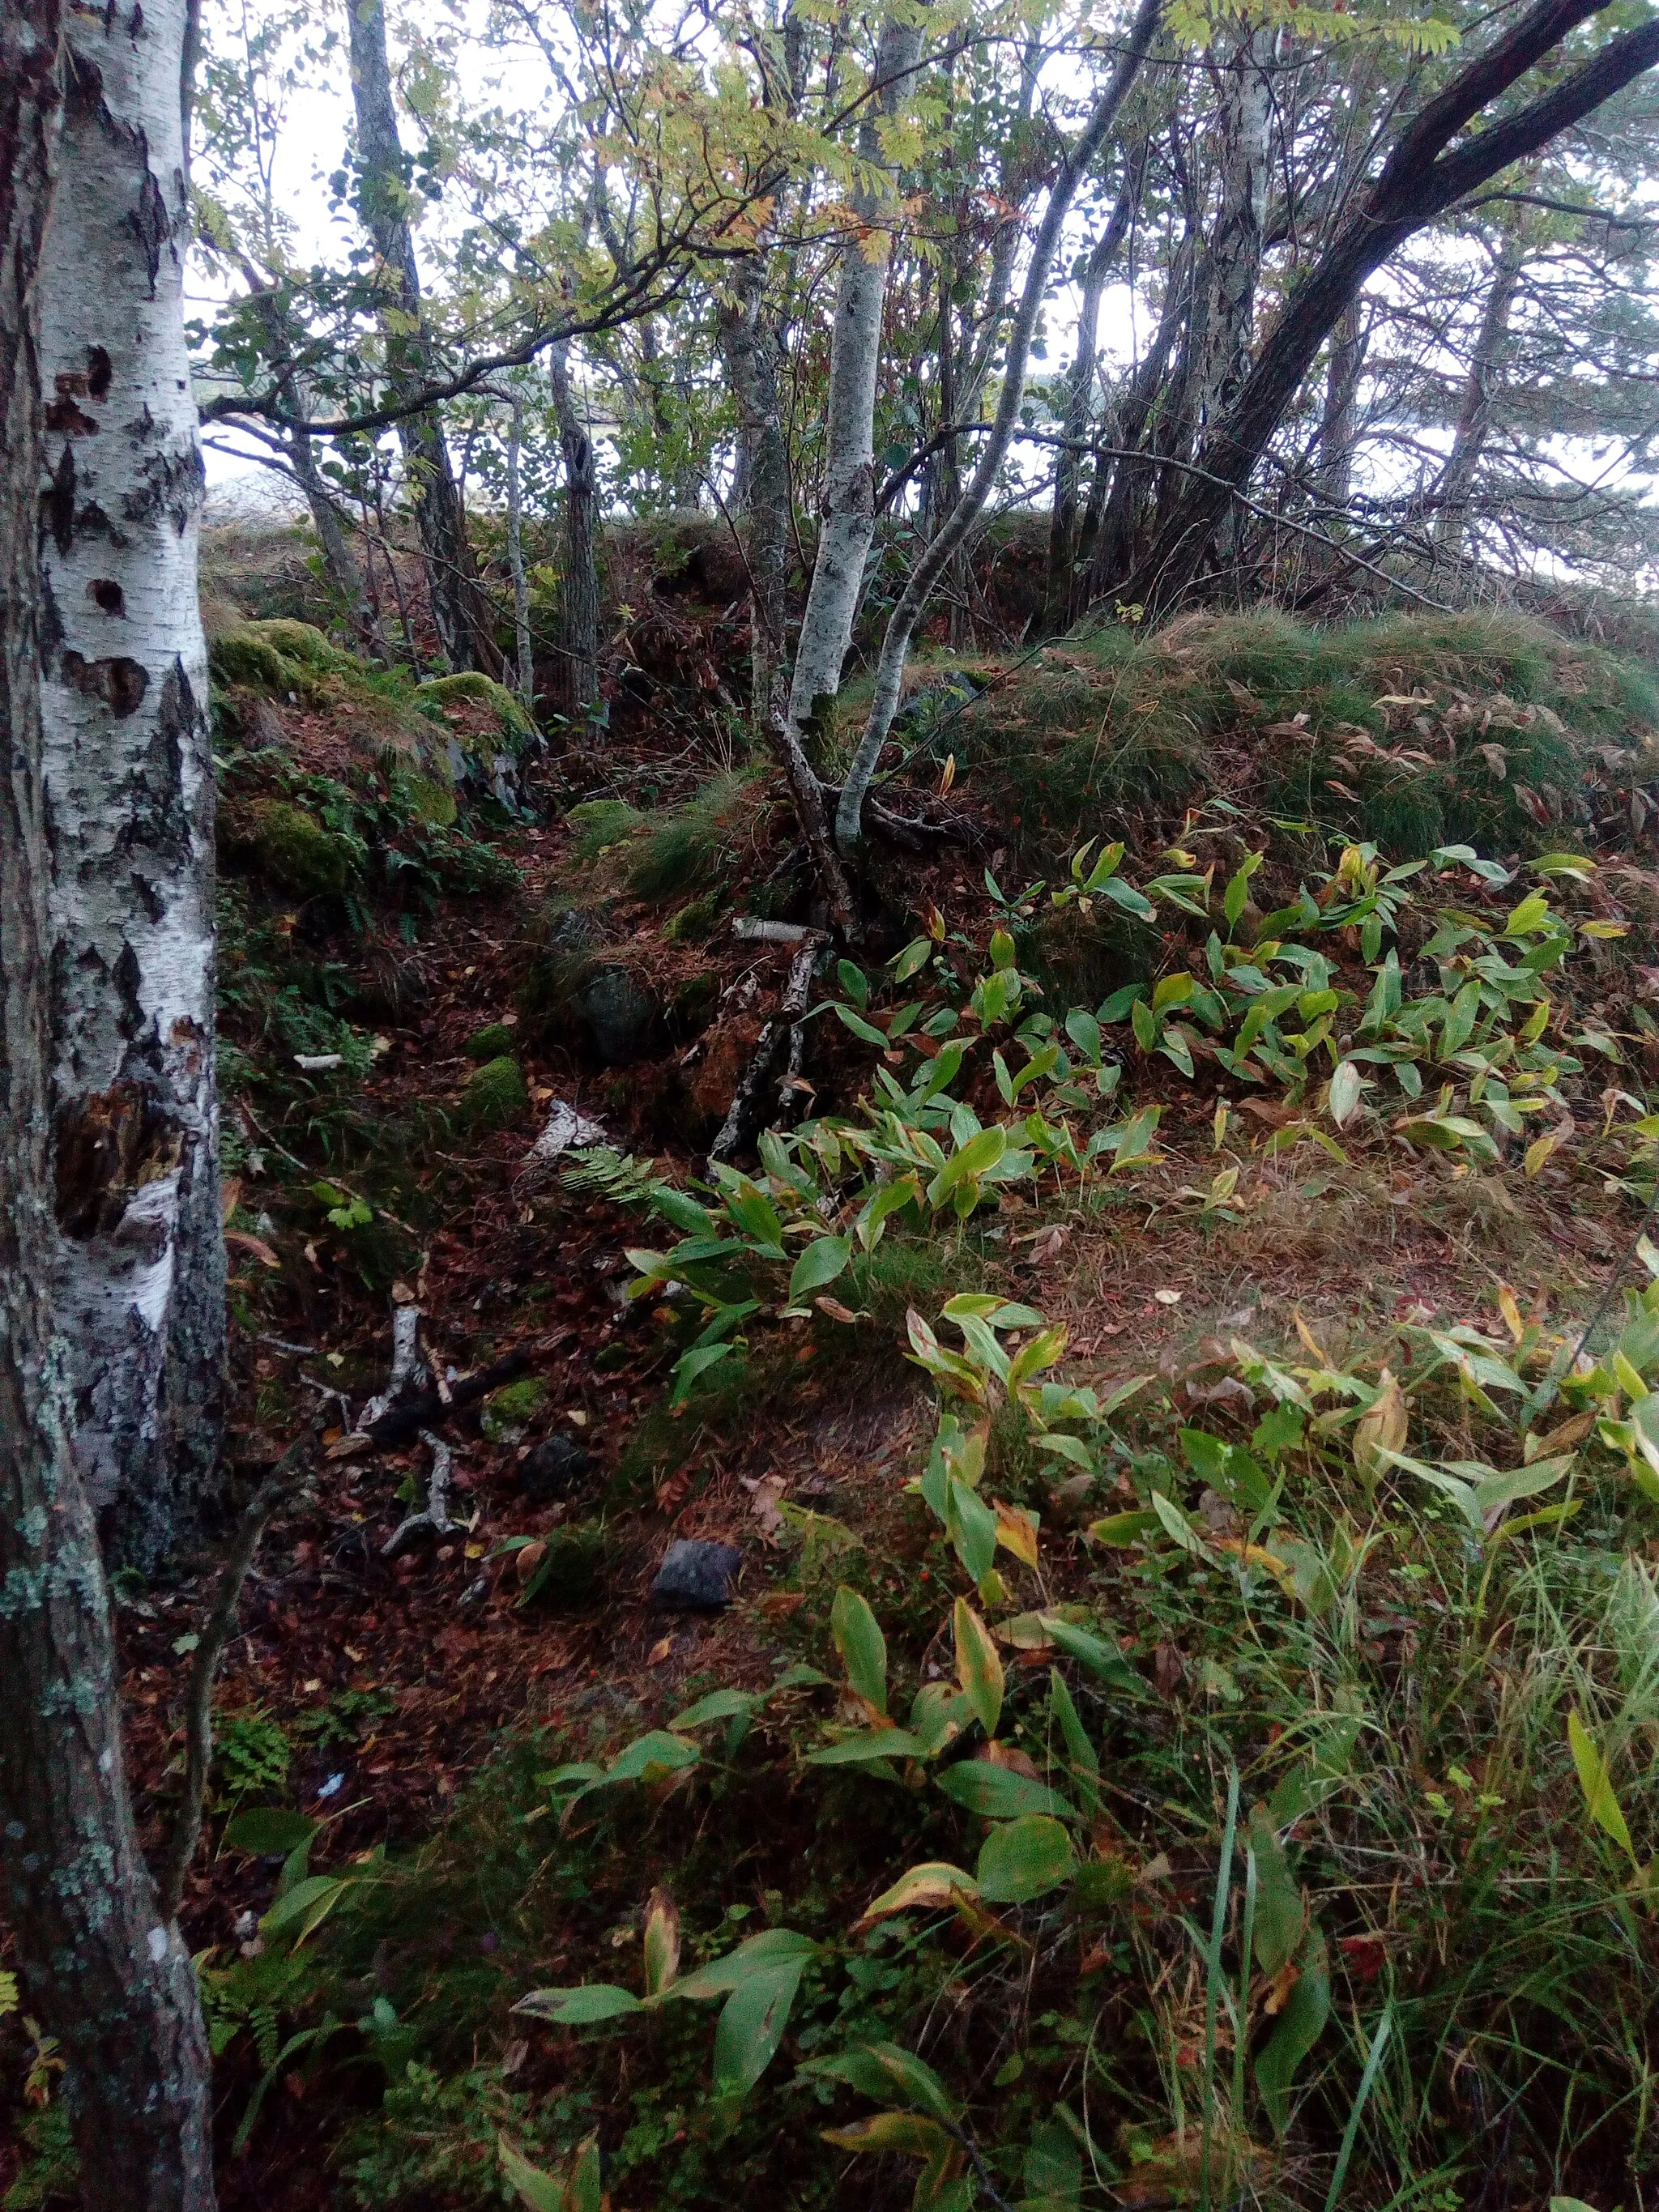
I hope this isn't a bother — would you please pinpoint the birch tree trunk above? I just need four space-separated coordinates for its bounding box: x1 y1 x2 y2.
38 0 226 1570
548 340 599 722
2 11 216 2206
783 10 926 748
345 0 500 677
1433 232 1526 555
836 0 1164 852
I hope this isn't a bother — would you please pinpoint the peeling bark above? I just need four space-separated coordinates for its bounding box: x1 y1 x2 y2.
2 10 215 2204
38 0 225 1570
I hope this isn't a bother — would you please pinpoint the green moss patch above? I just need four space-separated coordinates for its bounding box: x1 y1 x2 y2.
460 1055 528 1130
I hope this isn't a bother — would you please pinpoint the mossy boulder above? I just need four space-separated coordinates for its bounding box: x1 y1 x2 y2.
464 1021 516 1062
403 772 457 828
481 1375 549 1443
242 618 342 670
417 672 535 748
663 893 721 944
461 1054 529 1129
579 965 662 1063
235 799 353 897
210 627 298 695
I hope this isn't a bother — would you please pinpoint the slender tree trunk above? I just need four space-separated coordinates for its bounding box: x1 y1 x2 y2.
1125 0 1659 616
837 0 1164 851
784 9 926 748
1433 232 1525 554
1045 147 1143 627
38 0 226 1570
2 11 216 2209
506 389 534 707
717 252 789 729
548 339 599 722
345 0 500 676
1314 294 1367 509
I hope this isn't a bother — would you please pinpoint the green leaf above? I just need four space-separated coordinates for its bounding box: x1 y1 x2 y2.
837 960 868 1008
1049 1669 1101 1816
834 1001 889 1047
260 1873 352 1945
945 1474 998 1584
1568 1707 1636 1864
832 1585 889 1715
1255 1929 1330 2136
936 1762 1077 1822
1328 1059 1362 1127
788 1234 851 1307
713 1958 807 2097
223 1807 321 1858
667 1928 818 2001
1247 1807 1304 1978
669 1689 760 1730
931 1124 1007 1203
975 1814 1077 1903
893 936 934 983
514 1983 642 2025
804 2042 960 2120
804 1728 928 1767
498 2134 566 2212
670 1342 734 1406
1039 1613 1137 1687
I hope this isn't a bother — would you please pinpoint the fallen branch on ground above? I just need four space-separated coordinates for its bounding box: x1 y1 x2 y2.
382 1431 459 1557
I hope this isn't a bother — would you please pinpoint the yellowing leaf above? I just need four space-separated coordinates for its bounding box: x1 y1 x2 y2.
953 1598 1004 1739
855 1861 979 1929
1525 1128 1564 1176
643 1886 680 1998
1353 1370 1408 1489
993 1498 1040 1568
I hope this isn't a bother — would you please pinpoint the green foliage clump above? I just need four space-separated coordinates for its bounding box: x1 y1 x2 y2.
625 771 762 901
565 797 644 859
2 2108 75 2210
461 1055 529 1130
953 606 1659 860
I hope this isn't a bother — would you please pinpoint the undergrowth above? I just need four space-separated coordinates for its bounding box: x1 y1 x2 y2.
207 814 1659 2212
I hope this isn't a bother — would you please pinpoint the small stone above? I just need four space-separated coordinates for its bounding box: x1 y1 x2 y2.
650 1538 742 1611
520 1432 595 1503
579 965 660 1063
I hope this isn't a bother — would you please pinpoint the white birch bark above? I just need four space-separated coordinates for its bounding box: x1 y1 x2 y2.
783 11 925 747
38 0 225 1569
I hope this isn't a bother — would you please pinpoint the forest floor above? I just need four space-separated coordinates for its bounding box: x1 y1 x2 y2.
6 547 1659 2212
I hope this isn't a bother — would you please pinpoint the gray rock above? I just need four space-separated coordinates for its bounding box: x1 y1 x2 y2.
650 1538 743 1611
520 1433 595 1505
580 965 660 1063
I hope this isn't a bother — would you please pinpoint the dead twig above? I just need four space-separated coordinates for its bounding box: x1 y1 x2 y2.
710 931 828 1165
155 1421 322 1920
382 1431 459 1557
